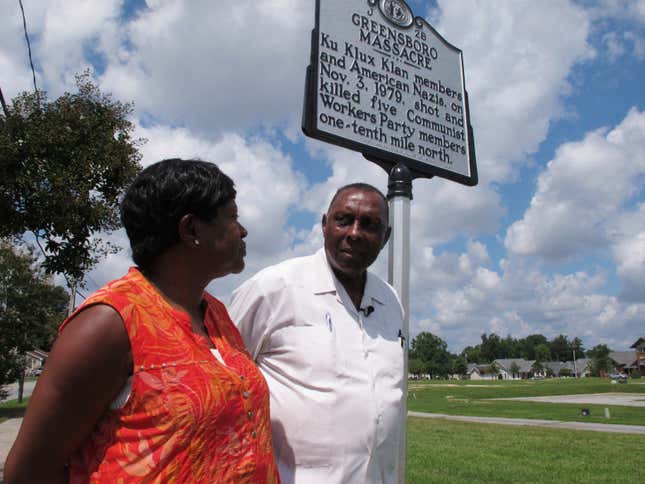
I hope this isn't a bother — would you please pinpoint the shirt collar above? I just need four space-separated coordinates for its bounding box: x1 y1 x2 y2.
312 248 385 307
312 248 338 295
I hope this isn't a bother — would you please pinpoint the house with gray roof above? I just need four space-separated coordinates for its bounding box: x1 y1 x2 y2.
610 342 645 376
467 363 501 380
572 358 591 377
494 358 534 380
629 338 645 376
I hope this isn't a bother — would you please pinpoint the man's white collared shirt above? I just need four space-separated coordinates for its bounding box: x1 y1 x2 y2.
228 249 404 484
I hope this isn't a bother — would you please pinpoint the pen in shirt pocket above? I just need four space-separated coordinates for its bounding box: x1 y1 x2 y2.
325 312 333 332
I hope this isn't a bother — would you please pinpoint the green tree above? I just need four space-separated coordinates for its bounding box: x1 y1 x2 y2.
461 345 481 364
451 356 468 378
501 334 521 358
534 343 551 363
0 71 142 282
588 344 612 376
480 333 502 362
509 361 520 379
0 242 68 399
549 334 570 362
519 334 548 360
410 332 451 378
408 358 427 378
489 360 500 379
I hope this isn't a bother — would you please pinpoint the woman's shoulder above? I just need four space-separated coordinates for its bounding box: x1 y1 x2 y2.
59 269 145 334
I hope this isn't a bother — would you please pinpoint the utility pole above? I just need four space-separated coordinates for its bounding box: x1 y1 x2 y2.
386 163 412 484
573 348 577 378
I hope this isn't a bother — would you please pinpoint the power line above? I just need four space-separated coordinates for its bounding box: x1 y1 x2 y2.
18 0 38 93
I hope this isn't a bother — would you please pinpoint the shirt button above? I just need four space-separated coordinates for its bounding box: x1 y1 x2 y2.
243 391 250 398
240 375 246 380
247 411 253 419
252 431 257 438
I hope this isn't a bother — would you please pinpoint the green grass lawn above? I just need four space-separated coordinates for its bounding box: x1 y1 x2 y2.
408 378 645 426
0 398 29 424
407 417 643 483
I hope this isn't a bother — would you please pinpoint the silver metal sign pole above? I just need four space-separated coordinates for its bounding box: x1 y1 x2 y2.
387 163 412 484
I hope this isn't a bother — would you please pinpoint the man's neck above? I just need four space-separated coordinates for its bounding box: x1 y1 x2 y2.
333 269 367 310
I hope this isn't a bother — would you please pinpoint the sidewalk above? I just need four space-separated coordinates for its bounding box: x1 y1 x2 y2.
0 418 22 482
409 411 645 434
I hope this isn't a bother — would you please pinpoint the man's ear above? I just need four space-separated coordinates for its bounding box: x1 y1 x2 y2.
321 213 327 231
178 214 199 247
382 226 391 248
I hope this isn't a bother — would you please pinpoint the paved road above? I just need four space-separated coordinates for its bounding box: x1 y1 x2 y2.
0 381 37 405
494 392 645 407
409 411 645 434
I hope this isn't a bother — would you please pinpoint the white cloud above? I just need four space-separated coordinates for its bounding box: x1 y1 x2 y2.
588 0 645 61
602 30 645 62
603 32 627 61
412 254 645 353
505 108 645 261
0 0 45 97
592 0 645 23
610 204 645 301
137 125 307 261
99 0 313 136
431 0 594 183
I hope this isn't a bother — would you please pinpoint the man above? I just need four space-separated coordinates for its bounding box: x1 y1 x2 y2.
229 183 404 483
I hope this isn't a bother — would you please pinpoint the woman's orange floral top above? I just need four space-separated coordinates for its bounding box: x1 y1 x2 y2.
59 268 280 483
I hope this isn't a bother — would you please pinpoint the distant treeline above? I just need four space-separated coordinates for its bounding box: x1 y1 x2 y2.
409 332 612 378
460 333 590 364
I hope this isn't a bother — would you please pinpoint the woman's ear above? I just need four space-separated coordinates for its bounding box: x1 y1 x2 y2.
178 214 200 248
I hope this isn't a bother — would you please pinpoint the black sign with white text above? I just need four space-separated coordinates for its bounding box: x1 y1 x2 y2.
303 0 477 185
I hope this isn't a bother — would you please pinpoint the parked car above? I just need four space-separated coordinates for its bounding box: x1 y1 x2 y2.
609 373 627 383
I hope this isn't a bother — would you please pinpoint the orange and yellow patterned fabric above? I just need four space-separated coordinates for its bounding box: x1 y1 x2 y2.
59 268 280 483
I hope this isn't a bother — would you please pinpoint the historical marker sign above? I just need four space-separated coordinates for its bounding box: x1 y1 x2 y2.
303 0 477 185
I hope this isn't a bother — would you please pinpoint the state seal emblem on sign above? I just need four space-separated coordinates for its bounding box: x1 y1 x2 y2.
378 0 414 27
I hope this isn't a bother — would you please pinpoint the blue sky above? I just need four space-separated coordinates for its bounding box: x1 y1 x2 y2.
2 0 644 353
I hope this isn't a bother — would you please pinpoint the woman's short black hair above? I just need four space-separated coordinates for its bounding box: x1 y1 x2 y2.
121 158 236 269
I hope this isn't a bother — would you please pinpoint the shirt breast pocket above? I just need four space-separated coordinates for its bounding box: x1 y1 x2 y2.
270 322 339 381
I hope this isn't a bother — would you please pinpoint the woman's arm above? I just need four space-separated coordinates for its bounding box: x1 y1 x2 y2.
4 304 132 483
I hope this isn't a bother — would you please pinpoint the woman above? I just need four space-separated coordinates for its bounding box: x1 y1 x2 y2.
5 159 280 483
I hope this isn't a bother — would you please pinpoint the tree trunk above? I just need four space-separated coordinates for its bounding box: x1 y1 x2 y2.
68 279 77 316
